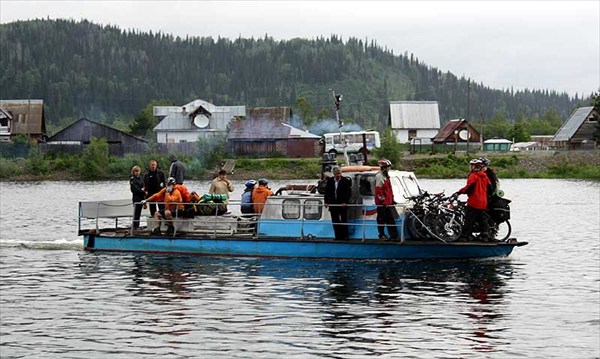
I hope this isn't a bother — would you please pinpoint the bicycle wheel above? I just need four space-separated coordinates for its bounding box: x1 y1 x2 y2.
491 220 511 241
431 213 463 242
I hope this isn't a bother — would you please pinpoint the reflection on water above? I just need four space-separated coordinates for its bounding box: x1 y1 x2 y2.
77 252 515 357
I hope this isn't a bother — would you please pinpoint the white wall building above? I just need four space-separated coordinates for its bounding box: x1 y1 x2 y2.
389 101 441 144
153 99 245 143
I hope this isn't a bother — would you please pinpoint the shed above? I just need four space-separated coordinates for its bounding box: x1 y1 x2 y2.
0 99 47 142
432 119 481 144
510 141 541 152
227 118 320 158
153 99 246 143
483 138 512 151
552 106 599 149
45 118 148 156
389 101 441 143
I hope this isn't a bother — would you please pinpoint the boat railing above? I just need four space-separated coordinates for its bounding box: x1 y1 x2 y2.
79 199 408 242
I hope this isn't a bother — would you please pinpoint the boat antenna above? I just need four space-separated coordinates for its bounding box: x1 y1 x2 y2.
330 89 349 166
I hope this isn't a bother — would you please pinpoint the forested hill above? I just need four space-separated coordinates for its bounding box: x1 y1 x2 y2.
0 19 587 132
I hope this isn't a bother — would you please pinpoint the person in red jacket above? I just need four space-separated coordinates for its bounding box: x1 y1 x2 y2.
455 159 492 241
375 159 398 240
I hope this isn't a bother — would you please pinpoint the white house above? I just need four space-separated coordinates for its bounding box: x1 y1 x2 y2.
153 99 245 143
389 101 441 143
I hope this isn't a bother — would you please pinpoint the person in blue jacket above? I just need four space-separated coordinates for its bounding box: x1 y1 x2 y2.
241 180 256 214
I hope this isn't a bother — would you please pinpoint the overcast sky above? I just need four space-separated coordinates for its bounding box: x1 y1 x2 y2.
1 1 598 97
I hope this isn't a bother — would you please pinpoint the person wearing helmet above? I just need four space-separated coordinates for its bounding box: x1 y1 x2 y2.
324 166 352 241
252 179 273 213
209 169 234 203
479 157 499 198
241 180 257 214
455 159 492 241
142 176 184 236
375 159 399 240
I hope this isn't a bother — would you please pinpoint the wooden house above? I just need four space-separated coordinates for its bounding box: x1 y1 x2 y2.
0 99 47 142
552 106 599 149
389 101 441 143
432 119 481 145
227 116 320 158
44 118 148 156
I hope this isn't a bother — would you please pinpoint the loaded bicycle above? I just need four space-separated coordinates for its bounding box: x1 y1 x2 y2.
406 191 512 242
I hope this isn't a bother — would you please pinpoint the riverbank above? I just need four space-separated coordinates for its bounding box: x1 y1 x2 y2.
2 150 598 182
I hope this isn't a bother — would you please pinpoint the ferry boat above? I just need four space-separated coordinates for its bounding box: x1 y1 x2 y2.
78 163 527 260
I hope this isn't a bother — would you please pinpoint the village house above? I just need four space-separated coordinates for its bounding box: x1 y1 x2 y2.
43 118 148 156
227 107 320 158
0 99 47 142
552 106 599 149
389 101 441 144
153 99 245 144
432 119 482 152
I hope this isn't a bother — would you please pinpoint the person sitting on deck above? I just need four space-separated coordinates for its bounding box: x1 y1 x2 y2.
252 179 273 214
142 177 185 236
241 180 257 214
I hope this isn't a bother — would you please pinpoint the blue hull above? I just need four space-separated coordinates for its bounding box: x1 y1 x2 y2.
83 234 524 260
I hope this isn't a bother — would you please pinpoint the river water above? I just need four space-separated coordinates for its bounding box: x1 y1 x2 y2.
0 179 598 358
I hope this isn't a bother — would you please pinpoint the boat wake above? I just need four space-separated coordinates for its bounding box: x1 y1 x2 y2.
0 238 83 251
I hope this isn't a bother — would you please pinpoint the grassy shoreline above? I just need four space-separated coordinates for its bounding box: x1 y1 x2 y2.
1 150 599 182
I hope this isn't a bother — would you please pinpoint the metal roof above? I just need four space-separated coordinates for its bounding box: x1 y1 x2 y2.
389 101 441 129
552 106 594 142
153 99 245 132
484 138 512 144
283 123 320 139
228 119 319 140
0 99 46 135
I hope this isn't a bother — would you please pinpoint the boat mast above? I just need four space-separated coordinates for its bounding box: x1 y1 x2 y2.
331 89 349 166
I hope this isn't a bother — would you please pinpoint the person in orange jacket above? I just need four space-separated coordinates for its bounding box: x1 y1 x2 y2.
252 178 273 213
143 177 184 235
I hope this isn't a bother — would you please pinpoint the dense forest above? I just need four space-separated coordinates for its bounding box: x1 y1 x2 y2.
0 19 590 135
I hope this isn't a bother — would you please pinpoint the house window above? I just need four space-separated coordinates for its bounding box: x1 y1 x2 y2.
588 115 598 122
303 199 322 220
282 199 301 219
408 129 417 140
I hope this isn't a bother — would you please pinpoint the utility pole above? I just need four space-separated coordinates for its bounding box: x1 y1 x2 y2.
466 78 471 123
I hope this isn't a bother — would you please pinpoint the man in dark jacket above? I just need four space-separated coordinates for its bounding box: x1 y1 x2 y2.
143 159 166 217
168 154 186 184
324 166 352 241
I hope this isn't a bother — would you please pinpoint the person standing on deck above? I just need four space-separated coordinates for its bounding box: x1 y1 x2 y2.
143 159 166 218
324 166 352 241
168 154 186 185
209 169 234 203
375 159 399 240
252 179 273 214
129 165 145 230
455 159 492 241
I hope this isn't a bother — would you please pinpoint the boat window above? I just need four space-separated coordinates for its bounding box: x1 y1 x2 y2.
359 175 375 196
303 199 322 220
390 176 406 201
282 199 301 219
402 175 422 197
